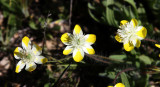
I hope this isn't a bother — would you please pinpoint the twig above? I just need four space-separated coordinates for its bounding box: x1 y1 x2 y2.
42 12 51 54
69 0 73 29
113 68 135 85
53 61 72 87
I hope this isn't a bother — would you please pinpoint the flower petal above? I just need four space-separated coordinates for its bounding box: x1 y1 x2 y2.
63 46 73 55
34 56 48 64
108 86 113 87
15 60 25 73
25 62 37 72
73 24 83 35
132 39 141 47
155 44 160 48
123 42 134 51
84 34 96 45
115 34 122 42
22 36 31 50
136 26 147 39
120 20 128 25
14 47 23 59
61 33 72 45
136 39 141 48
73 48 84 62
82 45 95 54
115 83 125 87
131 18 138 27
32 43 42 56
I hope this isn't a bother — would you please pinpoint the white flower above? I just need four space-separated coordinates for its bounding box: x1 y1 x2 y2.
115 19 147 51
61 24 96 62
14 36 48 73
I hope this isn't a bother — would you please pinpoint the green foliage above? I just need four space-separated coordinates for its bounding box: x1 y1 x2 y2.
138 55 152 65
88 0 139 27
109 54 126 60
1 0 160 86
29 20 38 30
120 72 130 87
88 0 156 30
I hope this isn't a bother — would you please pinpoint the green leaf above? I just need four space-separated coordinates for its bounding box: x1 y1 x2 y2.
104 0 118 27
124 0 136 9
0 0 15 12
107 71 116 79
29 21 38 30
44 83 54 87
135 61 140 68
138 55 152 65
8 14 16 26
129 6 136 18
123 6 130 18
3 11 9 18
120 72 130 87
109 55 126 60
102 0 107 7
20 0 29 17
44 83 50 87
124 0 138 18
88 9 100 22
88 3 95 10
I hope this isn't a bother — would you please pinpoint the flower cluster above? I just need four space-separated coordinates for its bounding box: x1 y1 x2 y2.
12 19 160 86
14 19 148 75
115 19 147 51
61 24 96 62
14 36 48 73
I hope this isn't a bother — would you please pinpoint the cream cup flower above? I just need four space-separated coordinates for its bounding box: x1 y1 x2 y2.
14 36 48 73
115 19 147 51
61 24 96 62
108 83 125 87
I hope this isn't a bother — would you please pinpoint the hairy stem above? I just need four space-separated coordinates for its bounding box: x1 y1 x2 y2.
93 54 124 62
86 54 112 64
86 54 124 64
113 68 135 85
144 38 158 43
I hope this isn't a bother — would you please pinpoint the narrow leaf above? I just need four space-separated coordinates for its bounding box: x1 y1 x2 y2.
120 72 130 87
